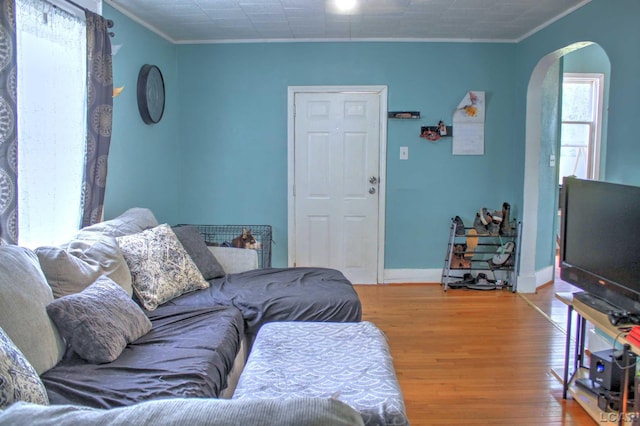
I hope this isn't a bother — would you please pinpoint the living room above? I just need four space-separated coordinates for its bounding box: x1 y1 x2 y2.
1 0 639 424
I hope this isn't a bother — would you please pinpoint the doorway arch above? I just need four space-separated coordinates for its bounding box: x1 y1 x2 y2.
520 41 609 293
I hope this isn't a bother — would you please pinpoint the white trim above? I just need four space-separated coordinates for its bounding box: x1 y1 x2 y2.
174 37 516 45
536 265 555 287
383 269 441 284
287 85 388 284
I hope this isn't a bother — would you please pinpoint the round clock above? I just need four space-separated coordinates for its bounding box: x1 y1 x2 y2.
137 64 165 124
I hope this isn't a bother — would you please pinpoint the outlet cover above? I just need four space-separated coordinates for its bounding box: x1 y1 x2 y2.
400 146 408 160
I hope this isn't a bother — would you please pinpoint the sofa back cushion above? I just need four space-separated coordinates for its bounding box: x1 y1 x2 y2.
35 234 133 298
0 246 64 374
75 207 159 238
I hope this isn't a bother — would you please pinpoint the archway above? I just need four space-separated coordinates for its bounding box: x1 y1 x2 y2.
519 42 609 293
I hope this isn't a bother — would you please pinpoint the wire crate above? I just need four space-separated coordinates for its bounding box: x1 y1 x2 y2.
189 224 272 268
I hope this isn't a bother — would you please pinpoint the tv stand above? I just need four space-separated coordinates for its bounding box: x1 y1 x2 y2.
553 292 638 424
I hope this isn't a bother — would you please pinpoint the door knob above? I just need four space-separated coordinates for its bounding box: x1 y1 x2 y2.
369 176 378 184
369 187 376 194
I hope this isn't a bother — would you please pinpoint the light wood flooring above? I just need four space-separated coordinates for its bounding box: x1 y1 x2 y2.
354 281 595 425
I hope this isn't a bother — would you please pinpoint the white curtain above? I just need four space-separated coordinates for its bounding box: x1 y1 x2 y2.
16 0 87 247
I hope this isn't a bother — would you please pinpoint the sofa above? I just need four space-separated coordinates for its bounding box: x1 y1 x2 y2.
0 207 365 424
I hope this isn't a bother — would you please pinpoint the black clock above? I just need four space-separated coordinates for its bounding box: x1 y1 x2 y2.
137 64 165 124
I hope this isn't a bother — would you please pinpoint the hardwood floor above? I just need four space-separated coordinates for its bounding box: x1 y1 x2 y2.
354 283 595 425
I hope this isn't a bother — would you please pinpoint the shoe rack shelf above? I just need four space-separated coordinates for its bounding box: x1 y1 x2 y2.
441 219 522 292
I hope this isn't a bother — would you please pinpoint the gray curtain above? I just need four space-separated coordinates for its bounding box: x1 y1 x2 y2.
0 1 17 245
82 11 112 227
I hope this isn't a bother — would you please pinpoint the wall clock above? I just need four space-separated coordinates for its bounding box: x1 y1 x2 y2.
137 64 165 124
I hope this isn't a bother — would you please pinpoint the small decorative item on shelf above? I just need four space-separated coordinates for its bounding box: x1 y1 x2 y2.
420 121 453 142
388 111 420 119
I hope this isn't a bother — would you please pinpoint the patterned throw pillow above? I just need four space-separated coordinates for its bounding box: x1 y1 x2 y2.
46 276 152 363
116 224 210 311
0 327 49 408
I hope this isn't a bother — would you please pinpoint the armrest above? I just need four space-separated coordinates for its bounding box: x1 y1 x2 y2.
208 246 259 274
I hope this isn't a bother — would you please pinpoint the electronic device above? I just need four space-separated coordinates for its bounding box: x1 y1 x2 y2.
608 311 640 326
589 349 636 392
560 177 640 315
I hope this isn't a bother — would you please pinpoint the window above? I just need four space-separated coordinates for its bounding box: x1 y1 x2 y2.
16 0 87 247
559 73 604 184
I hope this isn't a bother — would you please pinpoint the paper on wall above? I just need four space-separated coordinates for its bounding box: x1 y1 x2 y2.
452 91 485 155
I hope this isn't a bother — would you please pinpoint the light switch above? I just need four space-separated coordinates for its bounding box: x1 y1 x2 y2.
549 154 556 167
400 146 408 160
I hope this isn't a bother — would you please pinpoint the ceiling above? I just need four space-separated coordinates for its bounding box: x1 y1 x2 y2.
105 0 590 44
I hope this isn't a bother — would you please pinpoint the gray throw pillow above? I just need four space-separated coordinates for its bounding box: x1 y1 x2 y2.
116 224 210 311
46 276 152 363
172 225 225 279
0 327 49 409
36 234 133 298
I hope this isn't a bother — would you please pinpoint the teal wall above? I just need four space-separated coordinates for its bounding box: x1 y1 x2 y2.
175 42 517 268
104 0 640 273
103 7 180 225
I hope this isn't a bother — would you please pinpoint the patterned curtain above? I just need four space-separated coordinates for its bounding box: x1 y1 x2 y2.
0 1 16 244
82 11 112 227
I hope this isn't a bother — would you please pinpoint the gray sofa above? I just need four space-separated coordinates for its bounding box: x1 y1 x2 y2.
0 208 364 425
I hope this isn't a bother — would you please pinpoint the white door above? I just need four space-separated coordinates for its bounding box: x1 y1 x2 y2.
289 88 386 284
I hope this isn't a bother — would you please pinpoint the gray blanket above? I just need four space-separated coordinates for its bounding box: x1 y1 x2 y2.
168 267 362 339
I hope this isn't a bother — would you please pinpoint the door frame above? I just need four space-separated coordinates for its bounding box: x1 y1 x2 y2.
287 85 388 283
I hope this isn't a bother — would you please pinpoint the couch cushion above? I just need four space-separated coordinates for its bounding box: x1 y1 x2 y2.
0 246 65 375
172 225 225 279
116 224 209 311
35 234 133 298
0 398 365 426
42 305 245 407
0 327 49 409
46 276 152 363
76 207 159 238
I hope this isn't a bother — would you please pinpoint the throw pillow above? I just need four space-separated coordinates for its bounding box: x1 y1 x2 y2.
0 327 49 408
46 276 152 363
172 225 225 279
36 234 133 299
116 224 210 311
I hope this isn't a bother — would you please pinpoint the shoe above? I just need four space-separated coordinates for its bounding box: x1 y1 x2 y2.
466 273 497 290
488 221 500 236
465 228 478 259
490 241 515 267
453 216 465 236
478 208 493 226
473 213 489 236
500 202 512 236
449 273 475 287
451 244 471 269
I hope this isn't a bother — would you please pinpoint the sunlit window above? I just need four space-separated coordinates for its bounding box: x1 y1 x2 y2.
16 0 86 247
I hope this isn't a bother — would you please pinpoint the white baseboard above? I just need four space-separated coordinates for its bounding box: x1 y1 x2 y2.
382 269 441 284
536 265 555 288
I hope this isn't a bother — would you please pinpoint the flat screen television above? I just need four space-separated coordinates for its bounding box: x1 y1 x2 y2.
560 177 640 314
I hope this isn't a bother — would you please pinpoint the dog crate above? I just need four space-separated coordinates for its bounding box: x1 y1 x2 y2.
189 224 272 268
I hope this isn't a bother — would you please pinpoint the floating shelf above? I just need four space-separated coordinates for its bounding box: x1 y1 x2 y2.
388 111 420 119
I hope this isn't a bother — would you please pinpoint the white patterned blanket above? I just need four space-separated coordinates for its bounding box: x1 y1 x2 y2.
233 321 409 426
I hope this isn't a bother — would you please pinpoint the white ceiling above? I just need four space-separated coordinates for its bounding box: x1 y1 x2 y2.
105 0 590 44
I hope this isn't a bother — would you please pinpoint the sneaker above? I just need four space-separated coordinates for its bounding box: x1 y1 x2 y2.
473 213 489 236
500 202 512 236
453 216 465 236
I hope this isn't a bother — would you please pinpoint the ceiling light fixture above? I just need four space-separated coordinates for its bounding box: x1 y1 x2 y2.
335 0 357 12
